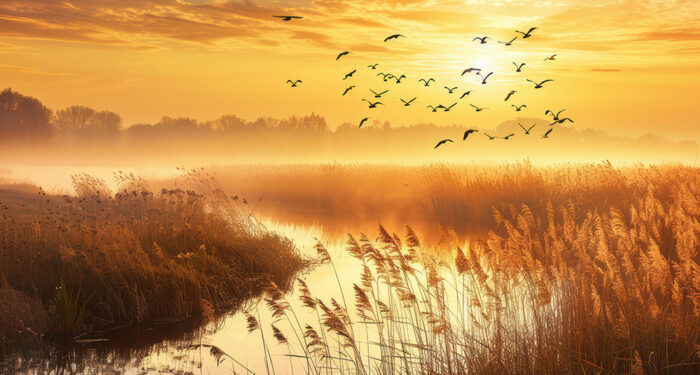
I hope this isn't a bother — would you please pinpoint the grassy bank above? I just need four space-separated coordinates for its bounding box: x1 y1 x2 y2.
0 171 305 354
208 164 699 374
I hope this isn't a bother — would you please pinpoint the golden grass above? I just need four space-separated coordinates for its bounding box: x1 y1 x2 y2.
0 170 304 354
206 163 699 374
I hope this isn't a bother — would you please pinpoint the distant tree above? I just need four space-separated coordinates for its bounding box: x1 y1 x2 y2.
0 88 53 142
209 114 246 132
54 105 122 138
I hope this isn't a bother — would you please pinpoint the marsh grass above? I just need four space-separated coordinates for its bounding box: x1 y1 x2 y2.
0 169 304 355
202 163 699 374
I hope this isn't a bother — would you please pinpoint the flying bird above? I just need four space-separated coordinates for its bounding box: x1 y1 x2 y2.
369 89 389 98
359 117 370 128
544 54 558 61
526 79 553 88
368 63 379 69
545 109 566 121
434 139 454 149
444 86 458 94
463 129 479 140
286 80 302 87
427 105 443 112
384 34 406 42
469 104 488 112
512 104 527 111
473 36 489 44
461 68 481 76
393 74 407 83
502 133 515 140
336 51 351 60
515 27 537 38
342 85 355 95
400 97 417 106
504 90 517 101
273 15 303 21
477 72 493 84
343 69 357 80
550 118 574 126
419 78 435 86
442 102 457 111
519 122 536 134
513 62 526 72
484 133 497 140
459 91 472 99
499 37 517 46
362 99 384 108
542 128 553 138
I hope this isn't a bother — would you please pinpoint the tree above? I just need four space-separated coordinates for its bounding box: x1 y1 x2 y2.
54 105 122 138
0 88 53 142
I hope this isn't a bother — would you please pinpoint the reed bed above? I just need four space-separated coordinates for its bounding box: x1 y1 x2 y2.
201 163 699 374
0 169 304 355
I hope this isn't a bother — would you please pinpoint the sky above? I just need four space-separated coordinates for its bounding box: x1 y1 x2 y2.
0 0 699 140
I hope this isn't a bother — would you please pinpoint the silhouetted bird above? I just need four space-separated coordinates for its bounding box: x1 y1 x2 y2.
462 68 481 76
513 62 526 72
336 51 351 60
444 86 457 94
459 91 472 99
419 78 435 86
512 104 527 111
434 139 453 149
542 128 553 138
359 117 370 128
370 89 389 98
477 72 493 84
442 102 457 111
377 72 388 79
544 54 558 61
469 104 488 112
499 37 517 46
343 69 357 80
545 109 566 121
502 133 515 140
393 74 407 83
383 74 394 82
504 90 517 101
516 27 537 38
473 36 489 44
273 15 303 21
342 85 355 95
484 133 496 140
427 105 443 112
286 80 302 87
362 99 384 108
368 63 379 69
463 129 479 140
519 122 536 134
549 118 574 126
384 34 406 42
526 79 553 88
400 97 416 106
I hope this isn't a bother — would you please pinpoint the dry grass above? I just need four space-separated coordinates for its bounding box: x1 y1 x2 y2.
0 169 305 354
206 163 699 374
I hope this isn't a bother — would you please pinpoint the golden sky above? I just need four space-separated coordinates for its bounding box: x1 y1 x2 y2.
0 0 699 140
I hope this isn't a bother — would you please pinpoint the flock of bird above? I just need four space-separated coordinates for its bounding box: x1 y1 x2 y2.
275 16 574 149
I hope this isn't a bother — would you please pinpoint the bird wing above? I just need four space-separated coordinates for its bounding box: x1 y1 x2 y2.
472 37 480 41
369 89 378 95
295 80 302 84
400 99 407 104
469 104 477 109
544 129 553 136
540 79 553 85
418 78 426 83
518 123 527 131
545 110 553 116
286 80 293 84
379 90 389 95
527 125 536 132
408 97 416 103
447 103 456 109
484 72 493 79
556 109 566 117
526 79 536 85
528 27 537 34
428 78 435 82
